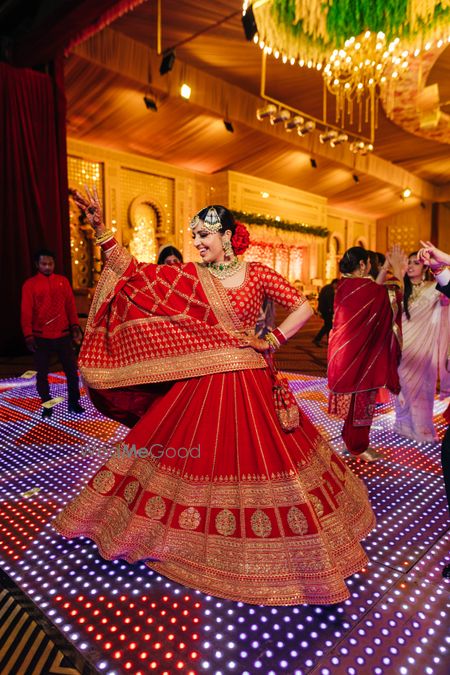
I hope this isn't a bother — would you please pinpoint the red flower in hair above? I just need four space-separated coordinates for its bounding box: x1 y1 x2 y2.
232 221 250 255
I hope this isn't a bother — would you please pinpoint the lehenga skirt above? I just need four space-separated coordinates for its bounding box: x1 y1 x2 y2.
53 368 375 605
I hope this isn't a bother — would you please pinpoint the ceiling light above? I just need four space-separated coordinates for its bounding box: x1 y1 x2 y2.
297 120 315 136
401 187 412 199
330 132 348 147
160 49 176 75
224 120 234 132
242 5 258 41
256 103 277 120
284 115 304 131
319 130 338 144
270 109 291 124
349 140 374 155
261 191 270 198
180 83 191 99
143 95 157 112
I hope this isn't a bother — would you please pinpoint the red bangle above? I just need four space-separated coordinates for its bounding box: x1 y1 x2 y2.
272 327 287 346
101 237 117 251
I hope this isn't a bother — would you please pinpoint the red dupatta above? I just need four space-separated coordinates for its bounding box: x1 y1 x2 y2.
79 245 266 391
327 276 402 395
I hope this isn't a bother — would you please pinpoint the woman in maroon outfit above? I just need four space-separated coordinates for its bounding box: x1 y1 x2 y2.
328 246 405 462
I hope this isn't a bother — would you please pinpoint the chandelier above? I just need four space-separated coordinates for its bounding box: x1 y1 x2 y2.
244 0 450 145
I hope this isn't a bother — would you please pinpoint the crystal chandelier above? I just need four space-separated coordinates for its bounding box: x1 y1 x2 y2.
323 31 408 137
245 0 450 146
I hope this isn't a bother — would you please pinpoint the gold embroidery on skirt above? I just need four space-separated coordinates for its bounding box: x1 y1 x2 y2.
92 469 115 494
145 495 166 520
309 493 325 518
179 506 201 530
215 509 237 536
287 506 309 535
250 509 272 537
123 480 139 504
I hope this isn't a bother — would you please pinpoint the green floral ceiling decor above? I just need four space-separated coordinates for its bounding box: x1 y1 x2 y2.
232 210 328 238
247 0 450 65
244 0 450 144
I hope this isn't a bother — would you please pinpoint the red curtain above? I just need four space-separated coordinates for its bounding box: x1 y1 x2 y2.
0 61 70 355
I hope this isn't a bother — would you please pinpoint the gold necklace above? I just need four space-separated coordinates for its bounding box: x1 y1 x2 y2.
410 280 425 302
205 257 244 279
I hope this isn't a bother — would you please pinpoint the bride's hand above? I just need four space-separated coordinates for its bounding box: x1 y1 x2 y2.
235 330 271 353
69 185 105 233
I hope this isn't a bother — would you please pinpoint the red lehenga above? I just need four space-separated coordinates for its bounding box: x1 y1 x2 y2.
54 246 375 605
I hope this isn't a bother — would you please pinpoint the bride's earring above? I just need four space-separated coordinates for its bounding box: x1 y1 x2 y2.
223 239 234 259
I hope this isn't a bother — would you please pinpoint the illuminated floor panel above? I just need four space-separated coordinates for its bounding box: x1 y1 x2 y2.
0 372 449 674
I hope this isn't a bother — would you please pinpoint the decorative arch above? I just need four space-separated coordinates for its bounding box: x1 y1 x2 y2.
326 232 344 281
354 236 368 248
127 195 170 262
327 232 344 255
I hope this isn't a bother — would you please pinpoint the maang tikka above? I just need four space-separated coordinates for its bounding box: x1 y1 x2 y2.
189 206 222 233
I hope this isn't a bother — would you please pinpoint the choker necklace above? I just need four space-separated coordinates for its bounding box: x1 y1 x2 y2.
205 257 244 279
410 279 426 302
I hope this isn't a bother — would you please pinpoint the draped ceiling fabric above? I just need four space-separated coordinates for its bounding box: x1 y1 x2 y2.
0 0 147 355
69 27 446 208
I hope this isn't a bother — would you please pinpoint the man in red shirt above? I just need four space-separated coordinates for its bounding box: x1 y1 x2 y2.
21 249 84 418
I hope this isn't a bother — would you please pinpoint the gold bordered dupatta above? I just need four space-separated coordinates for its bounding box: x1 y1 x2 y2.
79 245 266 389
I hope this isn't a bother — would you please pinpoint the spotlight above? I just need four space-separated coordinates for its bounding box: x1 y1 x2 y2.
310 158 317 168
160 49 176 75
330 133 348 148
180 83 191 100
242 5 258 41
298 120 315 136
349 140 374 155
352 174 360 183
284 115 304 132
143 95 157 112
319 130 338 144
270 109 291 125
401 187 412 199
224 120 234 133
256 104 277 120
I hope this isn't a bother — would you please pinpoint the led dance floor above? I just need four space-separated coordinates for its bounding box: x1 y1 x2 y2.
0 372 449 674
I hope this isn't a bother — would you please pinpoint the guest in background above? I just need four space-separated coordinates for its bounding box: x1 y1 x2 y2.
393 252 450 443
328 246 406 462
21 249 84 418
157 244 183 265
312 279 338 347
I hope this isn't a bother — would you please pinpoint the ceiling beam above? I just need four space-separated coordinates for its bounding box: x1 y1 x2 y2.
72 27 444 202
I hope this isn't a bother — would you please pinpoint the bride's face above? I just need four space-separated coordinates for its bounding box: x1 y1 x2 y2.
192 222 230 264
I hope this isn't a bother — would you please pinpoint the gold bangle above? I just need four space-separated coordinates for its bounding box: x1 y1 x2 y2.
95 230 113 244
264 332 281 350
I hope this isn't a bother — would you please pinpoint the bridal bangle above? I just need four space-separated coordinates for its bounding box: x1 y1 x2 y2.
95 230 114 244
264 327 288 351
